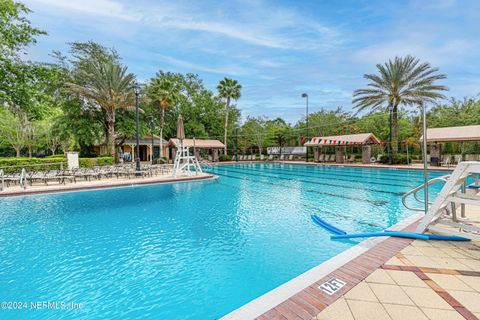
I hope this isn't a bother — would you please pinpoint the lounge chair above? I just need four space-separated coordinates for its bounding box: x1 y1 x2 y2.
454 154 462 164
260 155 265 161
252 155 257 161
288 155 294 161
347 155 355 163
279 154 285 161
318 154 325 162
267 155 273 161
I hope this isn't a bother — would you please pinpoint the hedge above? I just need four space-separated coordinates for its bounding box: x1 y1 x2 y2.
0 156 114 173
0 157 66 174
79 157 114 168
379 154 410 165
218 154 232 162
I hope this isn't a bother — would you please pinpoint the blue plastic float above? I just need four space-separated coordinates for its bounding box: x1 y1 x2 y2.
383 230 470 241
311 214 347 235
311 214 471 241
331 231 429 240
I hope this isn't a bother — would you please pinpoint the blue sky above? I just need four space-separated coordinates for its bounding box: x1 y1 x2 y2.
25 0 480 123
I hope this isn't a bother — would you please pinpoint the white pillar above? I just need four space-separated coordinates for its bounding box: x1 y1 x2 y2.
131 144 135 162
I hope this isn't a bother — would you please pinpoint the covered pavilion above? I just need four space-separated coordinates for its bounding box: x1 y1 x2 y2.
305 133 380 163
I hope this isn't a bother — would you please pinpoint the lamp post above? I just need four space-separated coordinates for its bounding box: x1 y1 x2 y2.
235 124 239 162
388 104 393 165
148 116 155 164
134 83 141 175
302 93 309 162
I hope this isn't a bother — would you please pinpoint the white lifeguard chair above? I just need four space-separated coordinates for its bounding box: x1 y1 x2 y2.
172 114 202 177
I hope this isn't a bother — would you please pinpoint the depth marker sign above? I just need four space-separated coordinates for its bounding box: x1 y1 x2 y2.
318 277 346 295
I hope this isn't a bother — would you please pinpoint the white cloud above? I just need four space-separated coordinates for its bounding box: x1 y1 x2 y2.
152 54 254 76
28 0 141 21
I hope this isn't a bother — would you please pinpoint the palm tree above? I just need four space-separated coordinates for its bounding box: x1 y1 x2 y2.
217 77 241 154
67 61 136 158
147 77 181 159
353 55 447 162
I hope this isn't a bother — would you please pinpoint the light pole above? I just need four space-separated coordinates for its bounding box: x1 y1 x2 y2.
148 116 155 164
302 93 309 162
235 124 239 162
388 104 393 165
134 84 141 175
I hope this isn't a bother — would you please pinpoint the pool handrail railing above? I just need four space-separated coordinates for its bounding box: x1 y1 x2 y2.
415 161 480 240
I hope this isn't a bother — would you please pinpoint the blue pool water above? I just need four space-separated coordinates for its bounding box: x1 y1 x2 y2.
0 164 447 319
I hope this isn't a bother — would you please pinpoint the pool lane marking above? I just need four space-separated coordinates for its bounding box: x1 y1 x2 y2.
225 165 420 188
268 163 448 179
210 167 405 197
212 171 388 206
231 163 444 184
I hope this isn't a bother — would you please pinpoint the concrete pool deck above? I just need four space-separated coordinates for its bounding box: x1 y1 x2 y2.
235 207 480 320
0 173 215 197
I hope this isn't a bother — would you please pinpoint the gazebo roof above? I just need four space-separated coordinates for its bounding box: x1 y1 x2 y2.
420 125 480 142
168 138 225 149
305 133 380 146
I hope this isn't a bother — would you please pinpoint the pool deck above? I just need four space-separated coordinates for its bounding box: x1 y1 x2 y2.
0 173 215 197
226 206 480 320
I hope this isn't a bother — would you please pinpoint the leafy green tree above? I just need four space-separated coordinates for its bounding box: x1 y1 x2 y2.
242 116 268 155
217 77 241 153
0 109 27 157
147 72 182 157
66 61 136 158
353 55 447 159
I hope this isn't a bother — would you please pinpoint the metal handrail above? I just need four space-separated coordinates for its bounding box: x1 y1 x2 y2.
402 175 450 211
19 168 27 190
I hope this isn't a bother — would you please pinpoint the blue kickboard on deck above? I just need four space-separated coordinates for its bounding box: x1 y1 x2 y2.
311 214 347 235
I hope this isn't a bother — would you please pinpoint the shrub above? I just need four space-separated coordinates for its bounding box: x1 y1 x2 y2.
45 154 67 159
79 157 114 168
379 154 410 164
0 157 66 174
218 154 232 162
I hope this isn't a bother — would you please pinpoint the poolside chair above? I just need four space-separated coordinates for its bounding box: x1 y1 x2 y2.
288 155 294 161
279 154 285 161
252 155 257 161
267 155 273 161
318 154 324 162
347 155 355 163
260 155 265 161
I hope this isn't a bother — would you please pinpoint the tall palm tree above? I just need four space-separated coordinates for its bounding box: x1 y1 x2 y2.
217 77 241 154
147 77 181 159
67 61 136 158
353 55 447 161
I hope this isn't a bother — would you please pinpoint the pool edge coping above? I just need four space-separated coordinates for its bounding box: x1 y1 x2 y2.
0 174 218 198
221 212 424 320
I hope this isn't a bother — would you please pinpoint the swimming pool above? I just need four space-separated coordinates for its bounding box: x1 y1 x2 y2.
0 164 446 319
